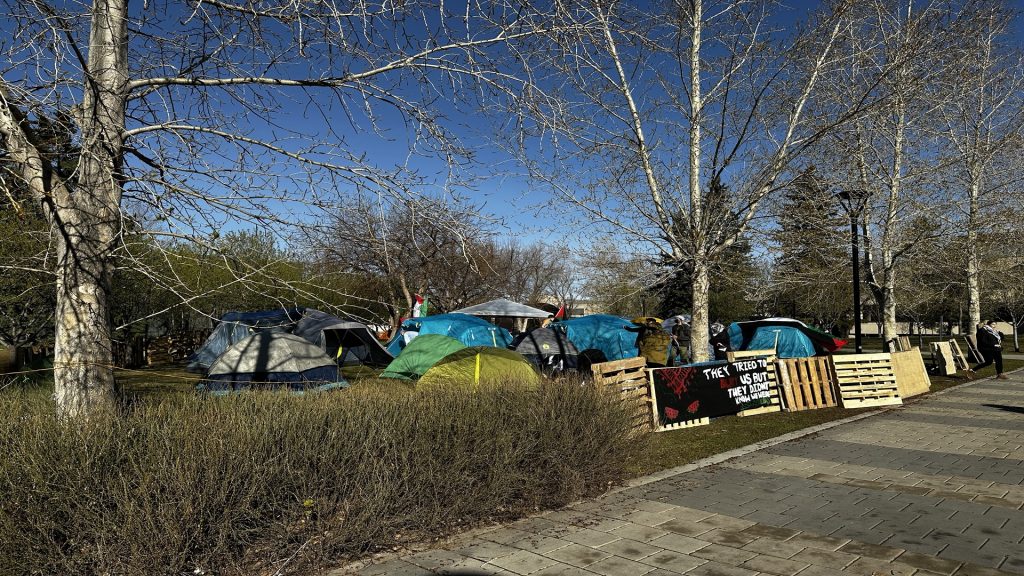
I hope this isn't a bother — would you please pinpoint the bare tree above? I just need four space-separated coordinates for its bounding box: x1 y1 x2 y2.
505 0 880 360
936 3 1024 331
0 0 547 417
814 0 964 348
309 194 501 328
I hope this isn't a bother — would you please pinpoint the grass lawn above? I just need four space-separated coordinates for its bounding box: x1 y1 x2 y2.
93 356 1024 480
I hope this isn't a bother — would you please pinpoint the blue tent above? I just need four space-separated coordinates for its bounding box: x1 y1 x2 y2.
386 313 513 356
722 318 843 358
187 308 304 372
551 314 638 365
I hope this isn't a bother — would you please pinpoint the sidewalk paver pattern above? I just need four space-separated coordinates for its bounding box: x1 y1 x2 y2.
354 374 1024 576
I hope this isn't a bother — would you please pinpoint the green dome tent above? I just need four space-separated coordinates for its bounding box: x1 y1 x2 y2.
419 347 539 389
379 334 466 380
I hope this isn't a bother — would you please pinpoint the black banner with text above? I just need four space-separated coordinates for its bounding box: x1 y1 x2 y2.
650 358 773 425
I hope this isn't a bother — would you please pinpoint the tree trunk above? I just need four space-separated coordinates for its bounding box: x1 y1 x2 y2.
690 259 711 362
965 177 981 331
880 280 898 351
1013 315 1020 352
52 0 129 418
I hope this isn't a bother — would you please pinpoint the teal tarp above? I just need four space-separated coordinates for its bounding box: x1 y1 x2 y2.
723 318 845 358
386 313 513 355
551 314 638 363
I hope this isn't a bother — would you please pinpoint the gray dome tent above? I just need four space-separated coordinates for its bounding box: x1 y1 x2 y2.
187 308 304 373
201 332 345 392
292 309 392 367
511 327 579 374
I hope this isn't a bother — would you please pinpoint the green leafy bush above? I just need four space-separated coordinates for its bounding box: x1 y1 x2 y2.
0 379 638 575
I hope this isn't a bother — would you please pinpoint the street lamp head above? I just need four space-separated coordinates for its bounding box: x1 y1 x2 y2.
835 188 870 215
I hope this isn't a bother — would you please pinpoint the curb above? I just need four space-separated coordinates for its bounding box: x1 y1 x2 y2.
617 408 887 490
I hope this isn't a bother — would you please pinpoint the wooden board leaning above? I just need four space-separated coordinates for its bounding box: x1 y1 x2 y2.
890 348 930 398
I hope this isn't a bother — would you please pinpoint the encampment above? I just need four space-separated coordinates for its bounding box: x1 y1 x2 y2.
379 334 467 380
418 347 539 389
511 327 579 373
551 314 638 367
200 331 346 392
187 308 304 372
386 313 513 356
716 317 846 358
292 309 392 367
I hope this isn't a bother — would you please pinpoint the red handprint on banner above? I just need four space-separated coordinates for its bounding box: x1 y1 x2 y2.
661 367 695 398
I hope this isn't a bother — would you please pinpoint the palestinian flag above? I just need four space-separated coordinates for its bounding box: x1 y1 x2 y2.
412 294 429 318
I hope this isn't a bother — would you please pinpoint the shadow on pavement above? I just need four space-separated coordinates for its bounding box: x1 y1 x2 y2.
982 403 1024 414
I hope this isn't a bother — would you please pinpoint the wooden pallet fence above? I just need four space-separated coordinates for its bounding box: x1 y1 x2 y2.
726 349 777 361
777 356 838 411
591 357 655 430
891 347 930 398
831 353 902 408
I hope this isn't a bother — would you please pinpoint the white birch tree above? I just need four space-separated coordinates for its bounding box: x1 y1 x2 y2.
936 3 1024 332
814 0 962 348
0 0 547 418
504 0 882 360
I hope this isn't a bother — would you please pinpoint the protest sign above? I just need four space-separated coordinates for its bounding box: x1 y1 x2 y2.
650 358 774 425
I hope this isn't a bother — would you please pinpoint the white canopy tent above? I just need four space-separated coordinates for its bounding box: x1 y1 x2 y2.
453 298 550 319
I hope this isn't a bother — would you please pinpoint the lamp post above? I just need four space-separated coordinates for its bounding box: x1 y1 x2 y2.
836 189 870 354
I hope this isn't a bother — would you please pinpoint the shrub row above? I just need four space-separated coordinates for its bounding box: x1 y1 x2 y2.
0 379 639 575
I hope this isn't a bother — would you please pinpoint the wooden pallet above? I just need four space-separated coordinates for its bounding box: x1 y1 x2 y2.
591 357 654 430
726 348 777 361
778 356 839 411
930 341 957 376
963 335 983 364
653 417 711 431
887 336 912 352
948 340 970 371
891 348 930 398
831 353 902 408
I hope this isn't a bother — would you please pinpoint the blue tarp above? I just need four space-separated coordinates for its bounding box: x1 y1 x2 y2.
187 308 304 372
551 314 638 363
386 313 513 356
726 323 816 358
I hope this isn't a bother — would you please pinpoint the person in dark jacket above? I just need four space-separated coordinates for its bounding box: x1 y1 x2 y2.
971 320 1007 380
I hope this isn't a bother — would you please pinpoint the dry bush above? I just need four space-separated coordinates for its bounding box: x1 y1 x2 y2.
0 377 639 575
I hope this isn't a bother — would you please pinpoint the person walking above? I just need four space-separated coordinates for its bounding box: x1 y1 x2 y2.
971 320 1007 380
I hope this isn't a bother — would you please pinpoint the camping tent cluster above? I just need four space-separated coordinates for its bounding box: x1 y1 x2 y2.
189 308 391 392
378 312 647 386
187 300 844 393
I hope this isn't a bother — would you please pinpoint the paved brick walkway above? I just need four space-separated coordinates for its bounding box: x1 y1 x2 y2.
346 373 1024 576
